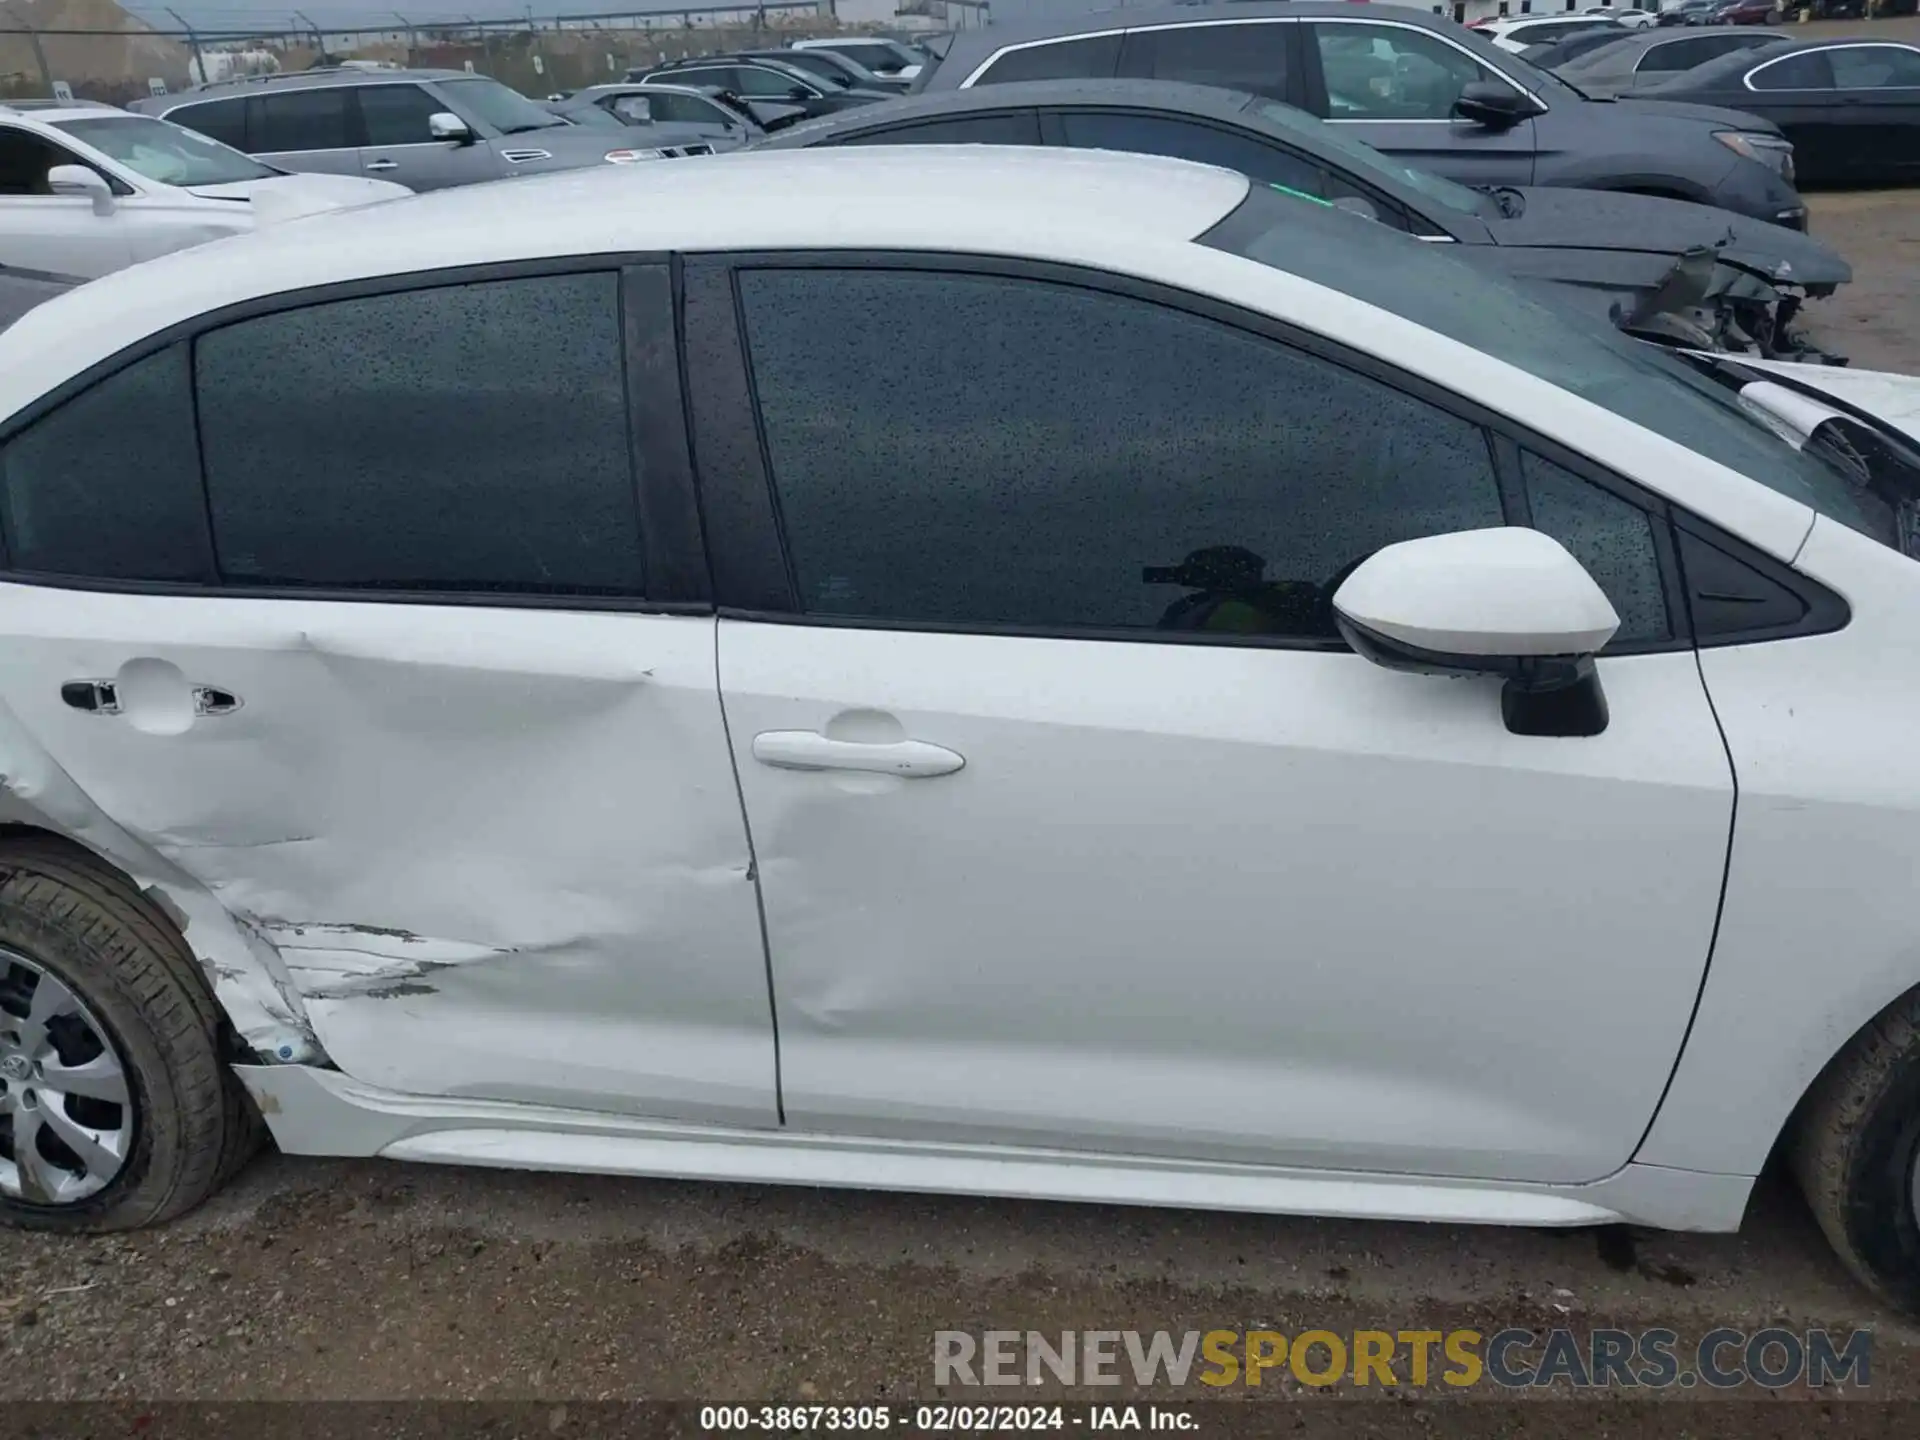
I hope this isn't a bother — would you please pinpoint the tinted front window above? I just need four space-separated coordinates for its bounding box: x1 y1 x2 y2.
777 52 855 87
436 77 565 133
1637 34 1768 73
1245 99 1485 218
733 65 814 97
975 34 1122 85
359 83 447 145
254 88 354 152
52 115 273 184
0 345 209 581
1749 50 1836 90
164 96 247 149
1117 22 1296 101
1522 452 1669 643
1830 45 1920 88
1056 111 1322 194
646 92 731 124
194 273 644 594
739 268 1504 638
1314 24 1512 120
1205 187 1905 553
837 113 1041 146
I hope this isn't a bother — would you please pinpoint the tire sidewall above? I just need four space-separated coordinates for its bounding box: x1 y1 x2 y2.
0 900 173 1231
1838 1050 1920 1312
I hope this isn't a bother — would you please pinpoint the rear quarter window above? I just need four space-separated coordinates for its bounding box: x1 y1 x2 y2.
974 34 1122 85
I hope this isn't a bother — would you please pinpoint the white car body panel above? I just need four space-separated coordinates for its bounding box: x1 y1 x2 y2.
0 109 408 280
1638 521 1920 1173
234 1063 1760 1232
720 621 1729 1184
0 148 1915 1227
0 586 778 1124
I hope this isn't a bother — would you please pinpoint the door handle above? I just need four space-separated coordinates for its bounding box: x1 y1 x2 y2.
751 731 965 779
364 159 399 171
61 679 241 718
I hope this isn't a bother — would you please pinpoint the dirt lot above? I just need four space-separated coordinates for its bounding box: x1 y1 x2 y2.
3 163 1920 1440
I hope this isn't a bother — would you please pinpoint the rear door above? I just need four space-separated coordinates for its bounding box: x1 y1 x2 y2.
246 86 363 178
1826 44 1920 184
1305 18 1538 184
356 81 502 190
700 254 1733 1185
0 263 777 1125
1114 20 1309 106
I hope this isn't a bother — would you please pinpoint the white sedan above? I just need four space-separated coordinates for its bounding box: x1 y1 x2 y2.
1 146 1918 1316
0 105 408 279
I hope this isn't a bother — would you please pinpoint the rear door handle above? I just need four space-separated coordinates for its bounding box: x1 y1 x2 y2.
364 159 399 171
751 731 965 779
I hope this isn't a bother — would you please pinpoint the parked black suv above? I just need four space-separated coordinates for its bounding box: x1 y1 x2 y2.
914 2 1808 227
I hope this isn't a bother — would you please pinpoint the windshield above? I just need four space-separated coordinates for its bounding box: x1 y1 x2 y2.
560 104 627 130
1247 100 1488 218
51 115 274 185
1204 186 1909 554
438 77 564 134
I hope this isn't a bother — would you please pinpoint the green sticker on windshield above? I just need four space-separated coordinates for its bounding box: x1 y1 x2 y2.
1267 182 1333 208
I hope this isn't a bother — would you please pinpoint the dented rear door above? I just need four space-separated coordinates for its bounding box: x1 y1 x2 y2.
0 262 779 1127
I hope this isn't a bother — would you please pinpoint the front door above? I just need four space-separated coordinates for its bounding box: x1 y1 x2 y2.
356 82 502 190
0 265 777 1127
1307 20 1538 185
0 128 131 278
705 256 1733 1187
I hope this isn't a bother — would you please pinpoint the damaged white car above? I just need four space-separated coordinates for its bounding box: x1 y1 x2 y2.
5 148 1920 1316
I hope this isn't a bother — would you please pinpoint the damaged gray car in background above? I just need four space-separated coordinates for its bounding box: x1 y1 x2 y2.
753 80 1850 364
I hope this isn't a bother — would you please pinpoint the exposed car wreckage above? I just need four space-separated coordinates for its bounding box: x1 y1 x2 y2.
1610 240 1843 366
1466 192 1850 367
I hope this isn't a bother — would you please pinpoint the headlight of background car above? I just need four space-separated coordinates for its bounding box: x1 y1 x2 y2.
603 148 666 164
1715 130 1796 186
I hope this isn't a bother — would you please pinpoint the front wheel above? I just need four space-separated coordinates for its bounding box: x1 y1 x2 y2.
0 837 259 1231
1791 991 1920 1317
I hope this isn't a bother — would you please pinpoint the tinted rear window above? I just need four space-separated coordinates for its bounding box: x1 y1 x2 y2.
974 34 1122 85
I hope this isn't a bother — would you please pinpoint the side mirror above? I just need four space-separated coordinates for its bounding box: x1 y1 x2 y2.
429 111 474 145
788 86 812 101
1454 80 1535 129
1332 528 1620 737
48 164 114 216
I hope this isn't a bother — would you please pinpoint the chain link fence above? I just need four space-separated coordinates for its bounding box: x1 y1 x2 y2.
0 4 959 107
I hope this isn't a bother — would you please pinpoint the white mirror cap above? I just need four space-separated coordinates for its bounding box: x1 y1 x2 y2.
1334 527 1621 658
47 163 107 193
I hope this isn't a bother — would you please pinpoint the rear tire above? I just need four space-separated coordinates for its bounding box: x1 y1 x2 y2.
0 836 260 1231
1790 989 1920 1317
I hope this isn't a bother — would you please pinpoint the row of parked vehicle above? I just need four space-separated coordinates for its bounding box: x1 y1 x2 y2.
6 1 1880 371
10 7 1920 1330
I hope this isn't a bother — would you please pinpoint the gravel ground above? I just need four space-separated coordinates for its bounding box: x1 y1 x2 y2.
5 163 1920 1440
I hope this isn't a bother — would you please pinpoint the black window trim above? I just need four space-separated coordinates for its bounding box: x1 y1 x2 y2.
829 108 1045 147
686 248 1837 656
0 253 711 614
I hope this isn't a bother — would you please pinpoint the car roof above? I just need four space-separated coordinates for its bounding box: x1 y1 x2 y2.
0 105 135 128
154 66 474 102
1638 35 1810 85
4 146 1252 406
1556 25 1779 75
762 76 1266 141
923 3 1480 85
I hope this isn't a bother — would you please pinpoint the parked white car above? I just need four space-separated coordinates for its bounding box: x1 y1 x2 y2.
4 146 1920 1316
0 105 409 279
1586 4 1662 26
1473 14 1632 50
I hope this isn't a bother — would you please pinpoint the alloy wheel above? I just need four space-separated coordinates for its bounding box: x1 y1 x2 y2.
0 948 133 1204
